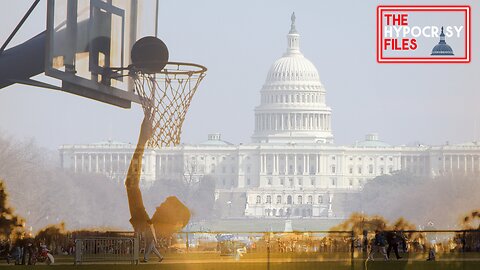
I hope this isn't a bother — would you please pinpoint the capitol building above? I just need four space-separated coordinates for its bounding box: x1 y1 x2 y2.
59 15 480 220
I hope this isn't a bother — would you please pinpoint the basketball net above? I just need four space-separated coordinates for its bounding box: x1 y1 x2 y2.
132 62 206 148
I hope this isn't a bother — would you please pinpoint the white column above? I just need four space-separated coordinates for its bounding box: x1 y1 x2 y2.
274 114 278 131
272 154 276 174
260 154 264 173
103 154 106 172
472 155 475 173
299 113 302 130
96 154 99 173
316 154 320 174
81 155 85 172
464 155 467 173
281 114 284 130
74 155 77 173
158 155 162 175
88 155 92 172
294 155 297 175
271 114 274 130
306 154 310 174
442 155 445 173
275 154 279 174
285 154 289 175
265 155 268 174
303 154 307 174
117 153 120 173
457 155 460 170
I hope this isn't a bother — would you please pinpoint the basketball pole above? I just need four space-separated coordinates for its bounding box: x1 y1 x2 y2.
155 0 159 38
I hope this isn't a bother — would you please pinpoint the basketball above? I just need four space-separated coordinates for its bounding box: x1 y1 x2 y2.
131 36 169 73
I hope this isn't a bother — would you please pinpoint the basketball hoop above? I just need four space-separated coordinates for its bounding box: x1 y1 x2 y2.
131 62 207 147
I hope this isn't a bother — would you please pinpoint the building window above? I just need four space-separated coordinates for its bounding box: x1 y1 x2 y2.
280 178 285 185
310 178 315 185
369 165 373 174
332 156 336 160
297 196 303 204
349 167 353 174
247 178 251 185
389 167 393 173
266 195 272 204
276 195 282 204
287 195 292 204
298 178 303 185
246 166 251 173
318 196 323 204
389 157 393 161
211 165 216 173
380 157 384 161
256 195 261 204
349 179 353 186
358 167 362 174
380 167 384 174
289 178 294 187
267 178 272 185
331 166 336 174
331 178 336 186
308 195 313 204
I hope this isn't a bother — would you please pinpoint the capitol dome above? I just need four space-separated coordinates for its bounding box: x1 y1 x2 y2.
252 13 333 144
431 27 454 56
266 54 321 84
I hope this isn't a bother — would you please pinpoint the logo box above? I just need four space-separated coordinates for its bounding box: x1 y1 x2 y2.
376 6 471 63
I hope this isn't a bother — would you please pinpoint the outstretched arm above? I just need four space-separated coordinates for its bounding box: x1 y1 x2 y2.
125 116 153 231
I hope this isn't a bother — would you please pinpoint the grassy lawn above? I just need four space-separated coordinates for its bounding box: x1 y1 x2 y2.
1 261 480 270
1 253 480 269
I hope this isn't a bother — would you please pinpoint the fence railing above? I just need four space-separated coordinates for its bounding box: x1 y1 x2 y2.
74 235 139 265
71 229 480 266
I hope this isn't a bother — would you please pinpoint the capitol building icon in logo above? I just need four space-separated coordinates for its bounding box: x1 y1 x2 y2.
431 26 454 56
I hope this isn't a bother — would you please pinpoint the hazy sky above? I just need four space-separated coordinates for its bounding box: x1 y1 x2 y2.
0 0 479 150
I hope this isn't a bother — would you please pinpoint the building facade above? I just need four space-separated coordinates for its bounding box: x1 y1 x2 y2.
59 15 480 219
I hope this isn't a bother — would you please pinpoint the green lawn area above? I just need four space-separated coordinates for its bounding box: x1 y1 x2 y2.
1 261 480 270
1 253 480 269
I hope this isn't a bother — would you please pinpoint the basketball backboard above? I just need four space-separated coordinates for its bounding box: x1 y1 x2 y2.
45 0 156 108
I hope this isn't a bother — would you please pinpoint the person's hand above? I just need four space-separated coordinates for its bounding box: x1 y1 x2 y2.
139 115 153 144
